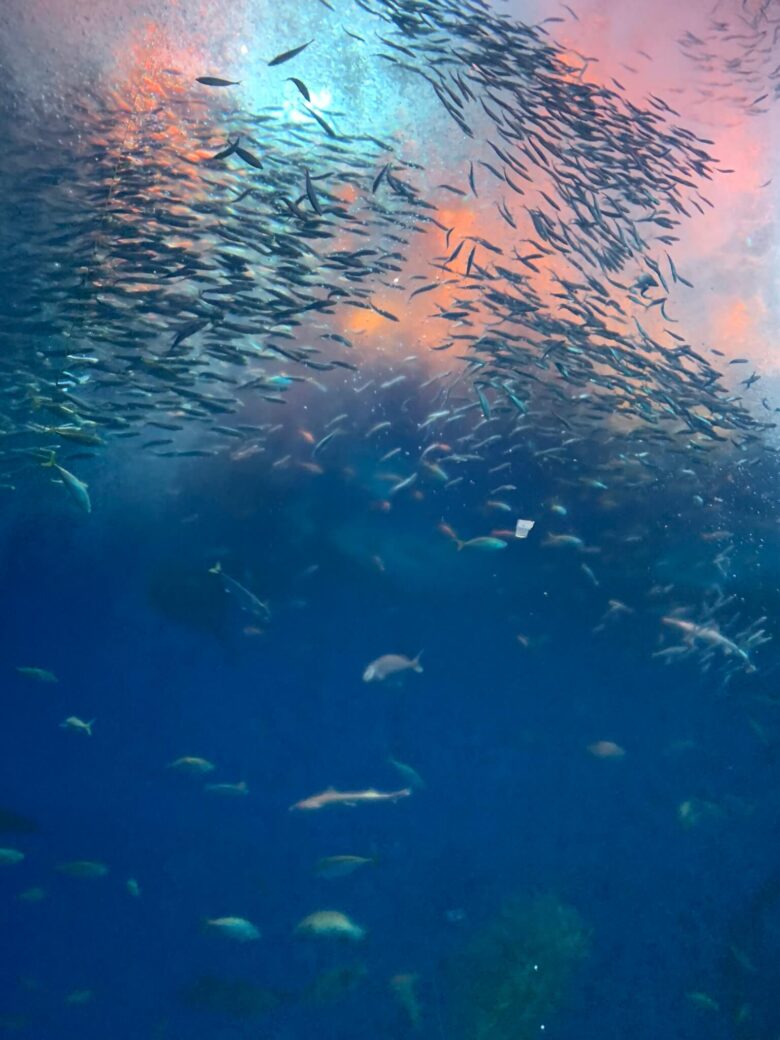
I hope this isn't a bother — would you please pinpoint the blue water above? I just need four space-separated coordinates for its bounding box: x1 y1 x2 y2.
0 0 779 1031
1 447 778 1039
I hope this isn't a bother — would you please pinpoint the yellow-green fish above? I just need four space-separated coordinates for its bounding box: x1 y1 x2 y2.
388 756 425 790
315 855 376 879
0 848 24 866
16 667 58 683
60 716 94 736
65 990 94 1005
17 887 47 903
167 756 215 774
686 992 720 1012
456 536 507 551
296 910 365 941
57 860 109 879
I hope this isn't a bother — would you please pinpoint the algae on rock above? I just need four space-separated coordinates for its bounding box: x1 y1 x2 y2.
447 893 591 1040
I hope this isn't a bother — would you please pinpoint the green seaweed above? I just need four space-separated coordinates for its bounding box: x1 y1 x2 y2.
447 893 590 1040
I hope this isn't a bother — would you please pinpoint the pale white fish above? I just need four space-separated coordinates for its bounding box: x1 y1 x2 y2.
363 653 423 682
60 716 94 736
42 453 91 513
204 780 248 796
296 910 365 940
205 916 261 941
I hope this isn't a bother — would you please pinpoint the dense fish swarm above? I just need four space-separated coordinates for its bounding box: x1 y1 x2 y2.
680 0 780 116
0 0 772 683
0 0 771 473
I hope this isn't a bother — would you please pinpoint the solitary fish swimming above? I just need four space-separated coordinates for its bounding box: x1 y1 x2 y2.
205 916 261 941
16 667 57 683
57 860 108 878
296 910 365 940
315 854 376 879
587 741 626 759
268 41 313 66
209 563 270 622
291 787 411 811
42 453 91 514
60 716 94 736
196 76 240 87
362 653 423 682
456 536 507 551
167 756 215 774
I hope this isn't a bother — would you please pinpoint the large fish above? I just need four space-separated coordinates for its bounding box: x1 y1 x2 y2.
362 653 423 682
290 787 412 811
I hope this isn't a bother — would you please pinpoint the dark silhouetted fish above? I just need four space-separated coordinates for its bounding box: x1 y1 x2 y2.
268 41 313 66
196 76 241 87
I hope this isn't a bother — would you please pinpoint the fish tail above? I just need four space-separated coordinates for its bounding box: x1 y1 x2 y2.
86 719 95 736
455 539 464 551
41 451 57 469
208 562 222 575
412 650 424 672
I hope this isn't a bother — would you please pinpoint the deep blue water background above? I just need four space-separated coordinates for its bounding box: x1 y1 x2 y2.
1 449 778 1039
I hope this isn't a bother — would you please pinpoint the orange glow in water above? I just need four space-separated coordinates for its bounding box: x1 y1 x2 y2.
715 296 767 352
70 0 778 384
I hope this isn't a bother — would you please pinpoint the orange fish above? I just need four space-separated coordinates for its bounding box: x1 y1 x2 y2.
437 522 459 543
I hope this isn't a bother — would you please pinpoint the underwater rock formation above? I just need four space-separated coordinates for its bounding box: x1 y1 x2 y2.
447 893 590 1040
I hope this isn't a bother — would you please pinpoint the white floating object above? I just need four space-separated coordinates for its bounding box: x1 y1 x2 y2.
514 518 535 539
